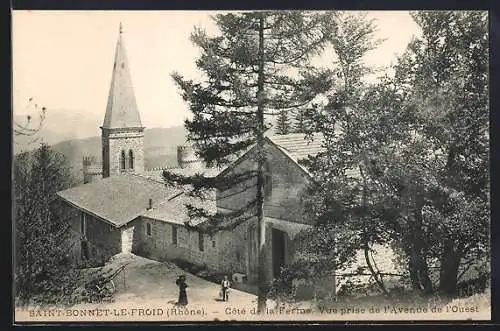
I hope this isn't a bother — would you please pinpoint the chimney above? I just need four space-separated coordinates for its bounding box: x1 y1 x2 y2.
148 198 153 210
177 146 186 168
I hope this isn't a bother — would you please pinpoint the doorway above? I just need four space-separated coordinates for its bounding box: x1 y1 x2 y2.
272 228 286 279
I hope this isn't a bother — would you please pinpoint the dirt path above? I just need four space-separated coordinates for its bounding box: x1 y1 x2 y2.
110 253 257 307
15 253 490 322
41 253 261 321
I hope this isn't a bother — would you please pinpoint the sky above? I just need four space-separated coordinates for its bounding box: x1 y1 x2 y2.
12 11 421 129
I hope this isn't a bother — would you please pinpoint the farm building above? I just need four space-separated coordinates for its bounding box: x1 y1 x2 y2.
56 25 398 296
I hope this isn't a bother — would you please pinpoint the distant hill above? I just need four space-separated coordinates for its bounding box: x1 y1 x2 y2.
13 108 188 182
49 126 187 182
13 109 101 155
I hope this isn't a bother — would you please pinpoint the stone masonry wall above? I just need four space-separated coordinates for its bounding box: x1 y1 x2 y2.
65 206 122 266
102 129 145 177
217 142 313 224
84 213 122 263
133 217 221 271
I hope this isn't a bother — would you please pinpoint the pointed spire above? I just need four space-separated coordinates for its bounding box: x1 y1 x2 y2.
102 23 143 129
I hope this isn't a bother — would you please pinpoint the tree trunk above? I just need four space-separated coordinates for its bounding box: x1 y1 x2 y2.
407 203 434 295
408 251 433 295
438 238 461 298
363 245 390 296
256 12 268 314
359 164 389 296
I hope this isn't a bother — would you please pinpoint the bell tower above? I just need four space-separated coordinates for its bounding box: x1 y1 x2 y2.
101 23 145 178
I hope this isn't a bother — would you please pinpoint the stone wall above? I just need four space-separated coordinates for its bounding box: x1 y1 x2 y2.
102 128 145 177
132 214 306 284
133 217 221 271
65 207 122 266
66 205 83 265
85 213 122 263
217 142 313 224
121 221 138 253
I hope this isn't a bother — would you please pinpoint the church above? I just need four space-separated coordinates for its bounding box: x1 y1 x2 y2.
56 24 397 293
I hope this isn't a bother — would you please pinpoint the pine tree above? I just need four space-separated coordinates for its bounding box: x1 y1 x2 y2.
168 11 334 312
294 109 305 133
275 110 291 135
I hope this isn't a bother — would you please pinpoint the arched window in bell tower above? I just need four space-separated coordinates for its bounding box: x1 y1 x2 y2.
120 150 126 171
129 150 134 169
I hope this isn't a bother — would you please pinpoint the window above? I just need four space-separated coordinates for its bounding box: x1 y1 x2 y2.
120 150 126 171
146 223 152 236
81 240 89 260
210 234 216 248
128 150 134 169
80 212 87 236
198 232 204 252
264 161 272 198
172 226 178 245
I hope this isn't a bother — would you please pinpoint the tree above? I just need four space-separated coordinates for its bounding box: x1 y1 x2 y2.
294 106 318 133
14 97 47 144
14 144 77 305
275 110 292 135
168 11 334 311
391 10 489 297
297 12 392 294
301 11 489 298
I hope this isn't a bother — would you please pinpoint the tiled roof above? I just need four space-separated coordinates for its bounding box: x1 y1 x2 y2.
267 133 326 161
141 192 217 226
56 173 180 227
142 167 222 183
102 27 143 129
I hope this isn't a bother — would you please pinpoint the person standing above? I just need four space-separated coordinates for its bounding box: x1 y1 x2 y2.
221 275 231 302
175 275 188 306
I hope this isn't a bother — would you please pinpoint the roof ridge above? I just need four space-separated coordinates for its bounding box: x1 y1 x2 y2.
126 172 166 186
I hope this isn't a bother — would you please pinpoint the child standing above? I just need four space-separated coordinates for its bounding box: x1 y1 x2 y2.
221 275 231 302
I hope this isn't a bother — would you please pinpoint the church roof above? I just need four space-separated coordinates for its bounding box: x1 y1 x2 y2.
57 173 180 227
141 192 217 226
267 133 326 161
102 24 143 129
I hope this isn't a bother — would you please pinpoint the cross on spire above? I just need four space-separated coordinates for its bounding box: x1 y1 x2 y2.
119 22 123 34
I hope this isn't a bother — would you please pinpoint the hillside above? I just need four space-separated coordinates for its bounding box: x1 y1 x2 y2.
47 126 187 182
13 109 101 155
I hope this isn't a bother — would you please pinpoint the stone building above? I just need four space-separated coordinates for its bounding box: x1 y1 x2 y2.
57 24 397 295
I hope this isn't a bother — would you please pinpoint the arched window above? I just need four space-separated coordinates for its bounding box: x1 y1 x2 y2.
129 150 134 169
120 150 126 171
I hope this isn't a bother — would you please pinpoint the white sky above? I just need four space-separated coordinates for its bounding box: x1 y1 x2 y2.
12 11 421 129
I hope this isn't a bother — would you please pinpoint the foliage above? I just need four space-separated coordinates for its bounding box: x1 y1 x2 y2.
292 12 390 295
171 11 334 169
169 11 336 310
14 144 78 306
275 110 292 135
297 10 489 298
392 10 489 296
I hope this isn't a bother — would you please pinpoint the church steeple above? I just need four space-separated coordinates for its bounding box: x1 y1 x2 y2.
101 23 145 178
102 23 143 129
